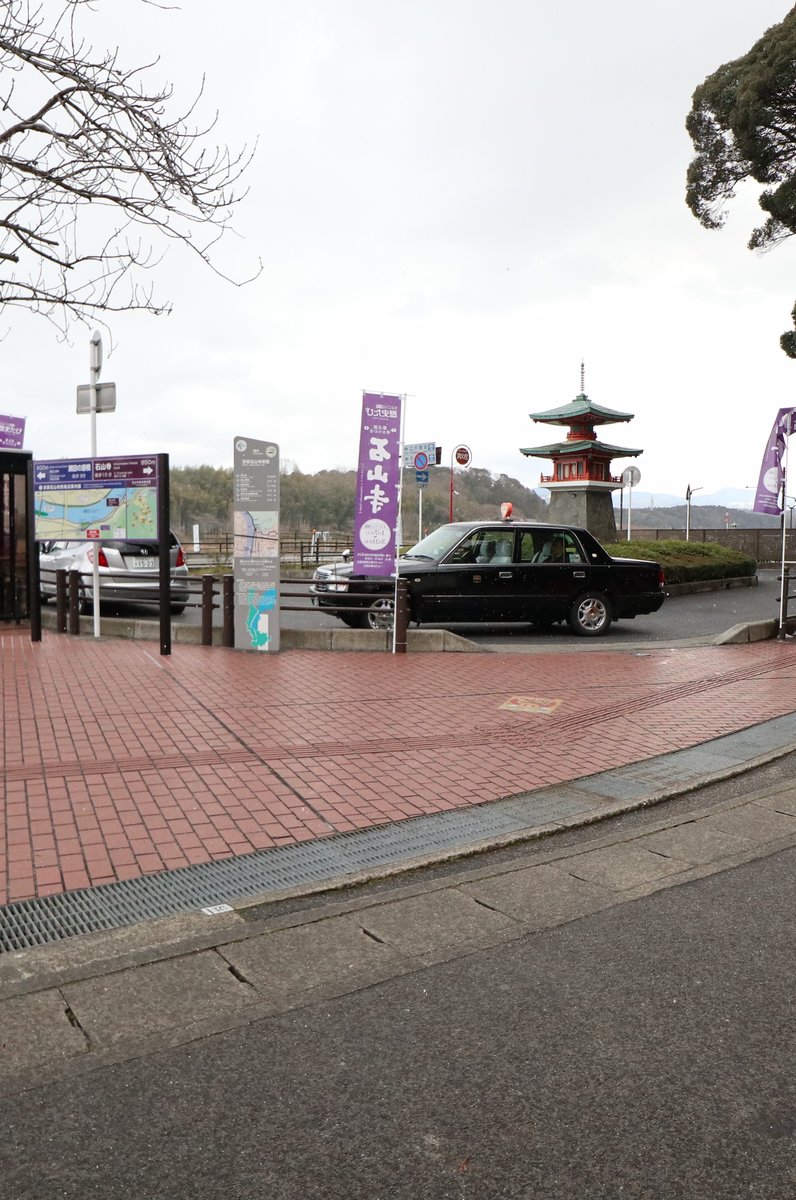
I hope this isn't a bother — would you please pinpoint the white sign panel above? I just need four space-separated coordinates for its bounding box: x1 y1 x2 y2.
233 437 280 652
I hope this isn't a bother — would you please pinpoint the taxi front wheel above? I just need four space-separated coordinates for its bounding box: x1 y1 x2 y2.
364 596 395 631
568 592 612 637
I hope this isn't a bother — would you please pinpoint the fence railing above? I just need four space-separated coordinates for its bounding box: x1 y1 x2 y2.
181 536 352 571
187 528 796 564
40 568 409 652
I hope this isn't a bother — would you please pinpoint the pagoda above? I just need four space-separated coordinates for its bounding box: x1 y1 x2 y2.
520 365 641 542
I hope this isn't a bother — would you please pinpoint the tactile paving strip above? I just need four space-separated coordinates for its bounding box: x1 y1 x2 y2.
0 790 593 952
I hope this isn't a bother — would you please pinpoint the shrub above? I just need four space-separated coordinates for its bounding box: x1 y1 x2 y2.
604 539 756 584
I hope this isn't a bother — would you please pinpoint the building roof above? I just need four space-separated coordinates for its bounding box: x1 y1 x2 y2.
520 439 643 458
529 393 634 425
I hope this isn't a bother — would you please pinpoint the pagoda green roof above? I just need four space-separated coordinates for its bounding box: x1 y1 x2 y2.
529 393 633 424
520 439 643 458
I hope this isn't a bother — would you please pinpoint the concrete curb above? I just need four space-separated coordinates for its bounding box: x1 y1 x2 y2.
664 575 757 596
37 608 483 652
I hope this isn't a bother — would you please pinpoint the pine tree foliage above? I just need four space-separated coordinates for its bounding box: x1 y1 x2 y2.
685 7 796 355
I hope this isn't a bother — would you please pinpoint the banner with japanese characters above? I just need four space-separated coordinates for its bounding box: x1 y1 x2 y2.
353 392 402 575
0 413 25 449
753 407 796 516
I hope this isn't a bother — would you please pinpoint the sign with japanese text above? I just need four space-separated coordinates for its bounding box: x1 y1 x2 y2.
233 436 280 652
33 456 159 540
403 440 435 468
354 392 402 576
753 408 796 516
0 413 25 449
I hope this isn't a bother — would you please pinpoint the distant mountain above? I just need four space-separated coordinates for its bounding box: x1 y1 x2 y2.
614 487 757 510
619 505 780 531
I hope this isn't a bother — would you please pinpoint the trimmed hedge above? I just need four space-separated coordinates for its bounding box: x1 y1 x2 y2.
603 539 757 585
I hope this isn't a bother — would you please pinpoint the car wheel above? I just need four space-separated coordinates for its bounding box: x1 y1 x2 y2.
568 592 612 637
365 596 395 630
170 604 186 615
40 593 50 605
339 612 364 628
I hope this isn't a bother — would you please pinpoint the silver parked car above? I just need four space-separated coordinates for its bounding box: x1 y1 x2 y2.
39 533 190 614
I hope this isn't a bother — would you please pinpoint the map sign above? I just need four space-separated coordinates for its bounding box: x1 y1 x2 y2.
233 437 280 652
33 457 159 540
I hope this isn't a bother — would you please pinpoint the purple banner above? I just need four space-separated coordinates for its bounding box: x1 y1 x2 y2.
353 392 402 575
753 407 796 515
0 413 25 449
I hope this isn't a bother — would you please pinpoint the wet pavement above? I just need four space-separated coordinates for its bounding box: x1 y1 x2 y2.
2 624 796 913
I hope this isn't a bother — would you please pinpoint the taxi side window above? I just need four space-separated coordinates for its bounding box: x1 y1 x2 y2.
563 534 585 563
448 531 485 563
519 532 537 562
449 530 512 564
526 532 587 563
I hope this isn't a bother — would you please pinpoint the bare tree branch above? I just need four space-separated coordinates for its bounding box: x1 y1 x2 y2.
0 0 259 335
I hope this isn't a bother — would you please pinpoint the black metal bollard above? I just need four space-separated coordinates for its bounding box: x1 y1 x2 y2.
222 574 235 647
68 570 81 635
201 575 214 646
55 569 68 633
29 549 41 643
779 565 791 640
394 578 409 654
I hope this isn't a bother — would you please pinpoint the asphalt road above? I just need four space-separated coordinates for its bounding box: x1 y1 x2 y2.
1 840 792 1199
216 570 784 645
89 570 783 646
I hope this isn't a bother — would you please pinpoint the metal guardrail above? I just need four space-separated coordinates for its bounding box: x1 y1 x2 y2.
39 569 409 653
181 537 352 571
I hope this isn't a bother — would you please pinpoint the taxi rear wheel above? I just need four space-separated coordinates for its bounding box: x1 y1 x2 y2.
569 592 612 637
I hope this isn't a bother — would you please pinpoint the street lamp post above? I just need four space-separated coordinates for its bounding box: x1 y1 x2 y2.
685 483 702 542
89 331 102 638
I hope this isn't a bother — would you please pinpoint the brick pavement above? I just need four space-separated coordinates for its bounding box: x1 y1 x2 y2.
2 630 796 906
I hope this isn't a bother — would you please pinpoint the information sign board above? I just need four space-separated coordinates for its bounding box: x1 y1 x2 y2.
233 436 280 652
33 456 159 540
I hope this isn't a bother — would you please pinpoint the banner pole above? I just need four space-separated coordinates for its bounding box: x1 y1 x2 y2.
392 394 407 655
779 434 789 637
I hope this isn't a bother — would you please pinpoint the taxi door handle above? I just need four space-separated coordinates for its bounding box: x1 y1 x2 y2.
573 570 586 579
498 571 513 578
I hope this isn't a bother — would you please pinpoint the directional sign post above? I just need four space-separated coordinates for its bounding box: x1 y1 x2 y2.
403 441 436 469
450 444 472 521
413 454 430 541
622 465 641 541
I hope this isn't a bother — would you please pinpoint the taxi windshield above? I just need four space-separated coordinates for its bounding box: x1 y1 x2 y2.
401 525 469 561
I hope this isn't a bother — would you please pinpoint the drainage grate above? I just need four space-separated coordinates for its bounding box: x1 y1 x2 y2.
0 789 593 952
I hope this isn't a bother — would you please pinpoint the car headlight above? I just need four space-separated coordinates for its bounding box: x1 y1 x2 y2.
312 570 348 593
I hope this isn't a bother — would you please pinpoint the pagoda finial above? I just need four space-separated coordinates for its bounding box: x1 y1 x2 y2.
580 359 585 395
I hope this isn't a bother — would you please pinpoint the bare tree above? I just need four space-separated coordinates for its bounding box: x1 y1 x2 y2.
0 0 256 332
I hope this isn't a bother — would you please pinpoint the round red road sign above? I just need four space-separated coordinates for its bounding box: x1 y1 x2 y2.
454 444 471 467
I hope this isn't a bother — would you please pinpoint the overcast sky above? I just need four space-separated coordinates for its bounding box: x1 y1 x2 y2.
8 1 796 501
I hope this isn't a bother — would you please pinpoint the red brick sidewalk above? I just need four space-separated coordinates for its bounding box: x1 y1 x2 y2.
2 632 796 905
